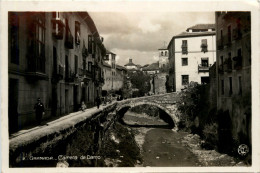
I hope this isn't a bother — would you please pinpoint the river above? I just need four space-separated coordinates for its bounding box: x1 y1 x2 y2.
122 111 201 167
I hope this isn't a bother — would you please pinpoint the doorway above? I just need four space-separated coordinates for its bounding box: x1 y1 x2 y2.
9 78 19 134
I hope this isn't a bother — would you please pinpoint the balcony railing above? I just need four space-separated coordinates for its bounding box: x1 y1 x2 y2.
201 44 208 53
51 18 64 40
224 34 232 47
232 28 242 41
65 27 74 49
198 64 210 72
233 56 242 70
224 58 232 73
217 39 224 50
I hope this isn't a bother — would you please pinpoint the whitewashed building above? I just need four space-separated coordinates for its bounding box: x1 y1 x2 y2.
168 24 216 91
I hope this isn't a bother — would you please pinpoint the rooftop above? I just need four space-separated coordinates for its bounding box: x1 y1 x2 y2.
186 24 215 32
106 50 116 55
103 62 111 68
116 64 127 71
142 62 160 71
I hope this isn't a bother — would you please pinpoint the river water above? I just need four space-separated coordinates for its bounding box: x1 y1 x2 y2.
122 111 201 167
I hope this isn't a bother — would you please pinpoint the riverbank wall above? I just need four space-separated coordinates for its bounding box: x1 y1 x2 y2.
9 103 119 167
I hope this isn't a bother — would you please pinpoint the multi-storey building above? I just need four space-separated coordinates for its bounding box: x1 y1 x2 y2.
104 50 116 90
102 62 112 95
167 24 216 92
114 65 127 91
8 12 106 133
216 12 251 147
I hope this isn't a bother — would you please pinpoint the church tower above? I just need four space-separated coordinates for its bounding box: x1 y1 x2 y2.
158 42 169 68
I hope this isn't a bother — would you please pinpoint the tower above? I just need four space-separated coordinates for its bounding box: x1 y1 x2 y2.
158 42 169 68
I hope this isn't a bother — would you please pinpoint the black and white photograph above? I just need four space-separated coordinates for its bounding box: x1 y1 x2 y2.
1 0 260 172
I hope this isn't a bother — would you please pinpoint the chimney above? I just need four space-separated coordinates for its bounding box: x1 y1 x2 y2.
129 59 132 63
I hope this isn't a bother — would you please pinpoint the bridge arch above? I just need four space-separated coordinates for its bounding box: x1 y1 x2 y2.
116 101 179 129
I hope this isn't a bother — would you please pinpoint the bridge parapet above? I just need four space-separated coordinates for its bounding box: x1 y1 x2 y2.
116 92 181 129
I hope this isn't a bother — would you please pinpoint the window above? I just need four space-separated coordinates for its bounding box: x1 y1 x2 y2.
165 51 167 56
181 40 188 54
88 62 92 72
201 77 209 84
201 39 208 52
65 55 69 79
238 76 242 95
228 25 232 43
28 13 46 73
221 80 224 95
9 12 19 64
161 51 163 56
220 29 223 44
201 58 209 67
74 55 78 74
229 77 232 95
182 75 189 85
75 21 80 45
182 58 188 66
220 56 224 70
88 35 95 55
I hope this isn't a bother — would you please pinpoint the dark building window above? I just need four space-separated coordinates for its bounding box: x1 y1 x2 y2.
75 55 78 74
165 51 167 56
75 21 80 45
201 39 208 52
88 62 92 72
65 55 69 79
201 77 209 84
229 77 233 96
27 13 46 73
228 25 232 43
181 40 188 54
9 12 19 64
220 56 224 70
221 79 224 95
161 51 163 56
201 58 209 67
182 75 189 85
220 29 223 44
238 76 242 95
182 58 188 66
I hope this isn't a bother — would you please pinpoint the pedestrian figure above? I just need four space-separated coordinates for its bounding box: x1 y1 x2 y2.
80 101 87 112
34 98 45 125
96 96 101 109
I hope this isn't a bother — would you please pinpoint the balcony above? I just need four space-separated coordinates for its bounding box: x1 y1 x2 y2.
218 65 224 74
198 64 210 72
65 70 76 83
233 56 242 70
26 56 47 79
224 34 232 47
201 44 208 53
224 58 232 73
78 68 85 77
65 27 74 49
52 65 64 83
233 28 242 41
51 18 64 40
217 39 224 50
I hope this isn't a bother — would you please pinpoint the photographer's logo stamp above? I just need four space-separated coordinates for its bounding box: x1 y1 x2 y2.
238 144 249 156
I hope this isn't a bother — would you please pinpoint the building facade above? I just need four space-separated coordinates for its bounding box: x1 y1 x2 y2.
168 24 216 92
8 12 106 133
216 12 251 147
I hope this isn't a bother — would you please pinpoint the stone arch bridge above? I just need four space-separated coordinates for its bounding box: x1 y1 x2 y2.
116 92 181 129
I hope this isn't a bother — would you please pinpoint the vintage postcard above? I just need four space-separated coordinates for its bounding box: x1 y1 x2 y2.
1 0 260 173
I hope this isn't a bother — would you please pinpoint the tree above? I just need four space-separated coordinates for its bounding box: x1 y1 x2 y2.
128 71 151 97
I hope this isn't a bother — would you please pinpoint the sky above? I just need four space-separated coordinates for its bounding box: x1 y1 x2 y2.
90 12 215 66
